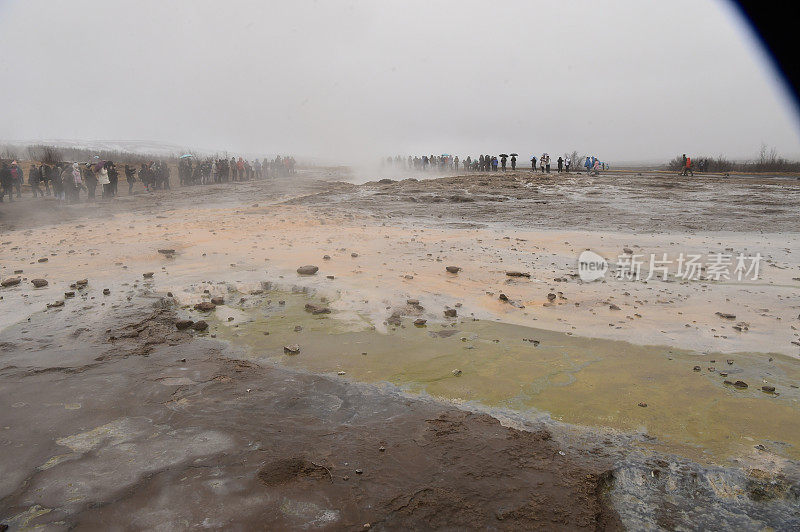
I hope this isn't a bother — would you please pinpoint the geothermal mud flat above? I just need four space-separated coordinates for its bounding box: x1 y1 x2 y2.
1 169 799 529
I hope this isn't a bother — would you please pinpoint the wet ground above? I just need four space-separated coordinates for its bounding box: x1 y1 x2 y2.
1 168 800 529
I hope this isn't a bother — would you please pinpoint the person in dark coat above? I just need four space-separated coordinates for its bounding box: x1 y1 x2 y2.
0 162 14 202
29 163 43 197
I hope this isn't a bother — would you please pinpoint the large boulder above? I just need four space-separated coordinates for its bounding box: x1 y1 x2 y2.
297 265 319 275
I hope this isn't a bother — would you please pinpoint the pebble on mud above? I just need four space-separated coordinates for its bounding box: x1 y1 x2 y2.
762 385 776 393
175 319 194 330
284 344 301 355
194 301 216 311
444 308 457 318
715 312 736 320
210 296 225 305
103 288 110 295
297 265 319 275
143 272 155 278
638 402 648 407
445 266 461 274
192 320 208 331
452 369 462 376
413 318 427 327
1 277 21 287
506 271 531 278
304 303 331 314
31 279 48 288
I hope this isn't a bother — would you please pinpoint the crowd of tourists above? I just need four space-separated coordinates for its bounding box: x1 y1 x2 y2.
382 153 607 174
0 155 296 203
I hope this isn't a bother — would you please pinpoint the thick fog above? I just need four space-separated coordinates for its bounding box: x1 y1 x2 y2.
1 0 798 163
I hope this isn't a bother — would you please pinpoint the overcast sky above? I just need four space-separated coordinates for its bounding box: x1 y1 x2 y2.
1 0 798 163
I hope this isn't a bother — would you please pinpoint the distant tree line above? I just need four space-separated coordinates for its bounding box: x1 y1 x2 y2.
667 144 800 173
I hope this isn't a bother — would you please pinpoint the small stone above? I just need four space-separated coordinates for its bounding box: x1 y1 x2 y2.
715 312 736 320
1 277 21 287
304 303 331 314
499 293 509 302
64 291 75 298
47 300 64 308
175 319 194 330
445 266 461 274
407 299 420 306
638 402 647 407
444 308 457 318
297 265 319 275
31 278 48 288
762 385 776 393
547 293 557 301
693 366 701 372
102 288 110 295
413 318 427 327
337 371 346 375
157 249 175 255
210 296 225 305
379 446 386 452
37 257 48 263
609 304 621 311
294 325 303 332
351 252 359 258
506 271 531 278
732 380 748 389
143 272 155 278
452 369 462 376
194 302 216 311
323 254 331 260
284 344 301 355
355 469 363 474
192 320 208 331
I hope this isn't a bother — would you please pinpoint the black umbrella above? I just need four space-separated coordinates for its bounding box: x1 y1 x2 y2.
499 153 509 158
510 153 518 157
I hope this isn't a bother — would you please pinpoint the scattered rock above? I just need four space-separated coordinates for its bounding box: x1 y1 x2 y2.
638 402 648 408
609 304 621 311
37 257 48 263
323 255 331 260
413 318 427 327
47 300 64 308
143 272 155 278
194 301 216 311
210 296 225 305
64 291 75 298
715 312 736 320
762 385 776 394
444 308 457 318
304 303 331 315
732 322 749 332
192 320 208 331
351 252 359 258
76 279 88 287
731 380 748 389
1 278 21 287
499 293 509 302
175 319 194 330
284 344 301 355
31 278 48 288
102 288 110 295
297 265 319 275
407 299 420 306
445 266 461 274
506 271 531 278
157 249 175 255
693 366 701 372
452 369 462 376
